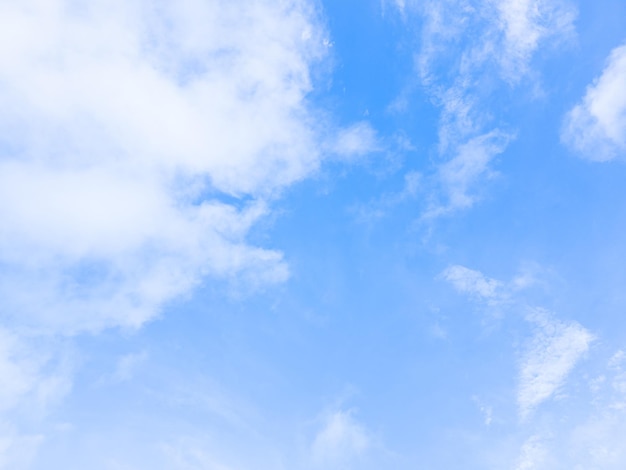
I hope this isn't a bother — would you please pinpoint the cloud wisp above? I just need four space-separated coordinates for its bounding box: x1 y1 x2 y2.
310 409 371 468
441 265 593 420
393 0 575 217
562 42 626 161
443 265 626 468
441 264 505 305
518 309 593 420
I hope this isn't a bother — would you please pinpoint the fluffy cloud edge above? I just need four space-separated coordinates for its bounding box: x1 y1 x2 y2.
562 42 626 161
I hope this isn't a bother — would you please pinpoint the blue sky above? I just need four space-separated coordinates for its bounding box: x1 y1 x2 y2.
1 0 626 468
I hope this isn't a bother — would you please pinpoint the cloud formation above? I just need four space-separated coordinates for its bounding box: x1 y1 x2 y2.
441 264 504 303
396 0 575 216
310 410 371 468
518 309 593 419
441 266 594 420
0 1 380 463
514 434 548 470
562 42 626 161
0 0 360 334
496 0 576 80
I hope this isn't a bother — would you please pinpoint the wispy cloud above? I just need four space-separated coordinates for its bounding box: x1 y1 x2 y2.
0 330 71 415
427 130 513 217
310 409 371 468
518 309 593 419
329 121 381 162
392 0 575 216
440 263 546 308
0 329 72 468
503 346 626 470
514 434 548 470
441 266 594 421
496 0 576 81
441 265 505 304
562 42 626 161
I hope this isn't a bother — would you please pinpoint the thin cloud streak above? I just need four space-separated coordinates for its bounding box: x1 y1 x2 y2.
394 0 575 217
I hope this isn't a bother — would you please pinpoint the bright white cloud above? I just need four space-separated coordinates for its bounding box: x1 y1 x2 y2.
518 309 593 419
562 42 626 161
310 410 370 467
0 1 368 462
0 330 71 415
0 0 366 334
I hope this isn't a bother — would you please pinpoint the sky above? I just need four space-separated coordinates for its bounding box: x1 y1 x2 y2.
0 0 626 468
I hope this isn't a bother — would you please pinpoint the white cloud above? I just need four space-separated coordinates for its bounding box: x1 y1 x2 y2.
514 435 548 470
562 42 626 161
329 121 380 161
0 0 345 334
441 267 594 421
503 349 626 470
441 265 504 302
392 0 574 217
310 410 370 467
380 0 406 17
395 0 406 15
0 329 72 469
517 309 593 419
496 0 576 80
431 130 512 215
412 0 575 79
0 329 71 415
440 264 547 309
